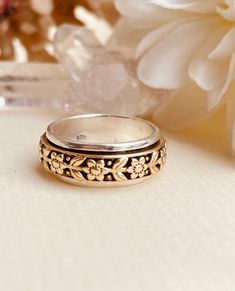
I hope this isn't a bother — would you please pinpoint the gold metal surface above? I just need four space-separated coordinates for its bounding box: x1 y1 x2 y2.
39 133 167 187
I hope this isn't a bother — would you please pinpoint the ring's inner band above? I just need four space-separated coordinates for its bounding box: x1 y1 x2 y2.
46 115 160 152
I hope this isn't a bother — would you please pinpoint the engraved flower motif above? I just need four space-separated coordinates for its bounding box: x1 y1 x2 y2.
49 152 66 175
83 159 109 181
127 157 148 179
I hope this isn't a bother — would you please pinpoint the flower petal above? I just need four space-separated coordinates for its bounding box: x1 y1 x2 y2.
225 82 235 155
136 17 189 59
57 154 64 162
130 173 138 179
87 159 96 168
51 167 57 173
57 168 64 175
137 16 220 89
82 167 90 174
131 158 139 166
96 174 105 181
189 24 231 92
217 1 235 21
139 157 145 165
50 152 57 159
97 160 105 168
115 0 160 26
150 0 218 13
209 26 235 59
207 52 235 110
87 173 95 181
107 18 152 58
139 171 145 178
152 83 219 130
115 0 189 26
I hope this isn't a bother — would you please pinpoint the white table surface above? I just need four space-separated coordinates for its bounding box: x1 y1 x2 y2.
0 109 235 291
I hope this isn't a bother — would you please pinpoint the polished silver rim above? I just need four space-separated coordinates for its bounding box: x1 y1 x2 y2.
46 113 161 152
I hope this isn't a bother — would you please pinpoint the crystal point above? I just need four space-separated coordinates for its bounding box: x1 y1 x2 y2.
54 24 166 116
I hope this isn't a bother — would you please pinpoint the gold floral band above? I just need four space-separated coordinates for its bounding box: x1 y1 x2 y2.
39 114 167 187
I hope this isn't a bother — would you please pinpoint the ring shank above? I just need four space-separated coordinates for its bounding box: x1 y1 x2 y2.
39 133 167 187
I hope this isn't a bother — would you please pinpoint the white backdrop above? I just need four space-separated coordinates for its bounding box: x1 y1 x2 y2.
0 110 235 291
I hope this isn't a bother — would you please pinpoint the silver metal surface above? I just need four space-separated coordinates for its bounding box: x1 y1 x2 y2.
46 114 161 152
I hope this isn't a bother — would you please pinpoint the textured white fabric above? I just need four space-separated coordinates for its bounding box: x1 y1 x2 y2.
0 110 235 291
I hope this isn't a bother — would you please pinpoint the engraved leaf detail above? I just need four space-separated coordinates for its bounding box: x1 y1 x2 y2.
149 151 160 174
113 157 128 170
113 172 128 182
149 151 158 164
39 146 50 171
70 156 86 181
149 148 167 174
112 157 128 181
42 147 51 158
42 159 50 171
70 156 86 168
71 170 85 181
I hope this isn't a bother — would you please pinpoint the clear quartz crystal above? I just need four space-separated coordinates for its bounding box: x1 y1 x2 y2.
0 25 168 116
53 24 167 116
0 62 71 110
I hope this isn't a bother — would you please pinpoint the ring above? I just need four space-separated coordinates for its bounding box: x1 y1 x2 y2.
39 114 167 187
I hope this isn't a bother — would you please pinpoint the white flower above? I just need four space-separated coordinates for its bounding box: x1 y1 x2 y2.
111 0 235 154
